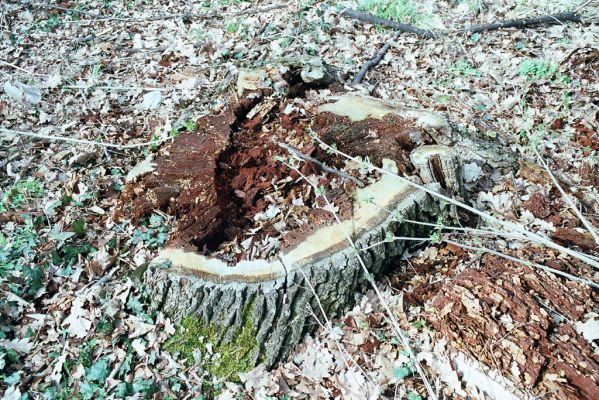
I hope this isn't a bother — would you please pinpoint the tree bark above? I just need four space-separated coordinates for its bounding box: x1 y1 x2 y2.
145 183 440 367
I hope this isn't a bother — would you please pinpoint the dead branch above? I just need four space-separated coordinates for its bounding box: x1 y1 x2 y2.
340 8 436 38
353 31 401 85
342 8 582 38
32 3 287 23
346 9 583 84
460 12 582 34
277 142 365 187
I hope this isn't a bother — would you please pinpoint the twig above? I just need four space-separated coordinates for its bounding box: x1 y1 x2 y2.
459 12 582 34
63 85 172 91
0 61 49 77
353 31 401 85
340 8 436 37
32 3 286 23
444 239 599 289
0 128 168 149
280 159 439 400
312 135 599 270
277 142 365 187
533 147 599 245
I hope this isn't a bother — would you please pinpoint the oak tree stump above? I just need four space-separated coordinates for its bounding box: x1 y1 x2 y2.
116 63 505 374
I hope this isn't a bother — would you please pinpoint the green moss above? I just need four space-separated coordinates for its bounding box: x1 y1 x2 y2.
164 302 258 381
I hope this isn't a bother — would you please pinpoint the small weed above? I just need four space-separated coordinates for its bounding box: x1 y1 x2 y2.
183 120 197 131
358 0 427 25
131 213 170 249
43 14 62 32
225 22 241 33
0 178 44 211
519 59 558 81
188 28 206 42
450 60 480 77
149 133 160 151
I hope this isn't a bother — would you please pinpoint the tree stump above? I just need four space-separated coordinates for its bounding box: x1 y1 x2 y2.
116 65 491 375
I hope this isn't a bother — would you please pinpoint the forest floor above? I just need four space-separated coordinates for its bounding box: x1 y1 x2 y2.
1 0 598 399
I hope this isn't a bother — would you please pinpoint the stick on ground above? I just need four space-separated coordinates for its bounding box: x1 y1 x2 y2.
346 9 583 83
353 31 401 85
278 142 364 187
340 8 436 38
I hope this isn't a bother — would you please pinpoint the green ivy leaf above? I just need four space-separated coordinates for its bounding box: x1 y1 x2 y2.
407 392 423 400
4 371 20 385
86 358 110 384
79 382 100 400
393 366 411 381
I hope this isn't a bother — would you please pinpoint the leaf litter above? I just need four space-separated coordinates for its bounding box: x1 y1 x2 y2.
1 0 598 399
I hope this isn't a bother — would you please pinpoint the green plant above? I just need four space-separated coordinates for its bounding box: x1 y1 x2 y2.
450 60 480 77
225 22 241 33
0 217 45 304
43 14 62 31
184 120 197 131
131 213 170 249
407 392 423 400
519 59 558 80
357 0 427 25
188 28 206 42
0 178 44 211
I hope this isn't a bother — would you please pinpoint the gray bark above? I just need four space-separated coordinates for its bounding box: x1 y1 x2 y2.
144 187 440 367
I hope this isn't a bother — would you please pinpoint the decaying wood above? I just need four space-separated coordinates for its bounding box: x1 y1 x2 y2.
277 142 365 187
410 145 465 199
121 64 513 368
429 255 599 400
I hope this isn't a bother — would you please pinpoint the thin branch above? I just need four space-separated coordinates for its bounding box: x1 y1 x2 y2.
311 135 599 270
280 160 439 400
277 142 365 187
458 12 582 34
341 8 582 38
63 85 172 92
444 239 599 289
0 61 49 77
533 147 599 245
353 31 401 85
32 3 286 23
340 9 436 37
0 128 168 149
